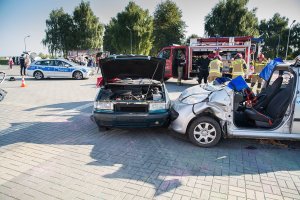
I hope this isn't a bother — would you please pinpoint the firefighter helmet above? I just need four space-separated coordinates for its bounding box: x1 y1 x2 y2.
258 53 265 60
214 55 222 60
235 53 243 59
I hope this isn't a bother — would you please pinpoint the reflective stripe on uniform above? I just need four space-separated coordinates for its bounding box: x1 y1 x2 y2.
232 59 246 76
209 60 222 76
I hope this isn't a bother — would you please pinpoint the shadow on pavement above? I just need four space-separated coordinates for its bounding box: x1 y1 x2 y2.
24 101 92 112
1 101 300 197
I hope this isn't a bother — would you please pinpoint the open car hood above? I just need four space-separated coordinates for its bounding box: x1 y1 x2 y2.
101 55 166 84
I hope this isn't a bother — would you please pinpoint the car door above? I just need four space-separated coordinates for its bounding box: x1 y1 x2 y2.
39 60 53 77
158 48 172 78
291 67 300 133
47 60 60 77
56 61 74 77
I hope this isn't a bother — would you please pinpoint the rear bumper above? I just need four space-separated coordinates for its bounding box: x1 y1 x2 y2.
93 111 169 128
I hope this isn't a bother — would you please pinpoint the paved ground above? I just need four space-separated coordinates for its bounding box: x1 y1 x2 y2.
0 65 300 200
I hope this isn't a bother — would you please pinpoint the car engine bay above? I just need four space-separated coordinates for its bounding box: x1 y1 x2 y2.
98 84 164 101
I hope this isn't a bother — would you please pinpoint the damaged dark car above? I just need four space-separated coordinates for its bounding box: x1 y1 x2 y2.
93 55 171 129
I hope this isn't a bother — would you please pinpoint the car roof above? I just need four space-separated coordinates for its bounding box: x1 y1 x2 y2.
35 58 66 61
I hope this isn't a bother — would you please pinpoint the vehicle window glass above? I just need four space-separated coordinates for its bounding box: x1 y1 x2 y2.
269 69 294 88
35 61 41 65
40 60 50 66
158 49 171 59
62 61 71 67
49 60 56 66
56 61 64 67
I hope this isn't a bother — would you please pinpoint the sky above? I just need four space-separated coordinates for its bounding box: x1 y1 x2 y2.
0 0 299 56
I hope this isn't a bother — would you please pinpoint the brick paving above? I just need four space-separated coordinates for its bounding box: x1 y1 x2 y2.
0 65 300 200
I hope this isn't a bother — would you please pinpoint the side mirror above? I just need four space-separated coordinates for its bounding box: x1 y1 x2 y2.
65 64 70 67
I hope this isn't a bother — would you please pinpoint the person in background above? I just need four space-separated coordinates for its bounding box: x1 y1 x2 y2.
8 57 14 70
177 52 186 86
231 53 247 79
208 55 223 82
197 53 210 84
87 56 92 67
97 53 103 74
19 54 26 76
251 53 267 93
24 54 31 74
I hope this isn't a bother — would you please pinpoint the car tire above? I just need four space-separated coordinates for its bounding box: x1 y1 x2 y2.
73 71 83 80
34 71 44 80
187 116 221 147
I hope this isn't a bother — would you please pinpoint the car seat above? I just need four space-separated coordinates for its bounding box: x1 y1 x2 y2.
253 77 283 111
245 82 293 128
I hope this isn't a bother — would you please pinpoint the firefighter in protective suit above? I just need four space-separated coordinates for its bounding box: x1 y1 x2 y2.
251 53 267 94
231 53 247 79
208 55 223 82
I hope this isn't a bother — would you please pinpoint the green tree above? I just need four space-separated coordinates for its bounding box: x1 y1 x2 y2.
103 20 117 54
259 13 299 59
290 23 300 58
152 0 186 54
73 1 104 51
42 8 74 57
104 2 153 55
205 0 259 37
259 13 289 58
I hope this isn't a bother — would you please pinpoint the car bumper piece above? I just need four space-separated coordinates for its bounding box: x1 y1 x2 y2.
93 112 169 128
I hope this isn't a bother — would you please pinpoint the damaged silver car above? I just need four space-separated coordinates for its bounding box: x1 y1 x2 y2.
170 60 300 147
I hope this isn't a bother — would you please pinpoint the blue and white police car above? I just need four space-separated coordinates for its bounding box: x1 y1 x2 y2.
27 59 93 80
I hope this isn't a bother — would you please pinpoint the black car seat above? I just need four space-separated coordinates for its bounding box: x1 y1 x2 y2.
245 82 293 128
253 77 283 111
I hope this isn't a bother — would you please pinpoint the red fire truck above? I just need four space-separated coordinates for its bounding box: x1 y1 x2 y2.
157 36 263 80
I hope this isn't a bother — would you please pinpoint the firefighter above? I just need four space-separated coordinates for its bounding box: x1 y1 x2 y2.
251 53 267 94
197 53 210 84
208 55 223 82
177 52 186 86
231 53 247 79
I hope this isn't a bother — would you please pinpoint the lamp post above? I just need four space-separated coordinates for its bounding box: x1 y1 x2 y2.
24 35 30 52
126 26 132 54
285 20 296 60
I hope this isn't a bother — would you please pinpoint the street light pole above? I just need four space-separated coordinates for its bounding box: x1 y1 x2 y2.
24 35 30 52
126 26 132 54
285 20 296 60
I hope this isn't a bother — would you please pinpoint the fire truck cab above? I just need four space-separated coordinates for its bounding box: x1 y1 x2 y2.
158 36 262 80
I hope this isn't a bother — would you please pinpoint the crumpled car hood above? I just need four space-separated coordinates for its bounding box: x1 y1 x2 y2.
209 87 233 106
178 84 224 101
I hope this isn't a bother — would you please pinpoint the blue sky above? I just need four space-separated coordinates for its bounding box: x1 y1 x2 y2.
0 0 299 56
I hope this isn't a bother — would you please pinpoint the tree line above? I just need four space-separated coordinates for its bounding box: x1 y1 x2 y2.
43 0 299 59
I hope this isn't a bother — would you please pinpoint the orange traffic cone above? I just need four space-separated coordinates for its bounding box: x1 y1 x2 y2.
21 76 26 87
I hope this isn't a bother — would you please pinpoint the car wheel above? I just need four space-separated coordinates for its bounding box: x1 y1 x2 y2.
34 71 44 80
188 116 221 147
73 71 83 80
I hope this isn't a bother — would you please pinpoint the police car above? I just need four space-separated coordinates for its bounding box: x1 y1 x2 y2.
27 59 93 80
